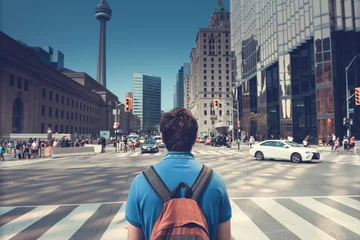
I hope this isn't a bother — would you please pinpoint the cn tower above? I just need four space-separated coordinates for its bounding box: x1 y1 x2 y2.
95 0 112 88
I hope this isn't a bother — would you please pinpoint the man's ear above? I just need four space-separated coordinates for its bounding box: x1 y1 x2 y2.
193 132 198 144
160 132 164 142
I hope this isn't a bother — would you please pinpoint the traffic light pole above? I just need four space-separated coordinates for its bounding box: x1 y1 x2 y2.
345 53 360 137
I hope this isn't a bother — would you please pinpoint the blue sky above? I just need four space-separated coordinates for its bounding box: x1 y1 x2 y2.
0 0 229 111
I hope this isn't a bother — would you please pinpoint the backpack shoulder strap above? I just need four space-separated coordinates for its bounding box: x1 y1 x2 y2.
143 166 171 203
191 165 213 201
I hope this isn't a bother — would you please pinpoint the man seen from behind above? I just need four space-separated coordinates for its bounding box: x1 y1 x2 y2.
126 108 232 240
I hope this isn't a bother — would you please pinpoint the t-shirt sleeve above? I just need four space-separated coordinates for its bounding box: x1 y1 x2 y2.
125 175 142 228
218 174 232 223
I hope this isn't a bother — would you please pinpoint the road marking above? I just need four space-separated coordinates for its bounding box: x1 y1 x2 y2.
101 203 127 240
0 207 14 216
129 152 140 157
328 196 360 211
154 152 162 156
293 198 360 235
0 206 57 240
230 195 360 200
230 200 269 240
253 199 334 240
37 204 101 240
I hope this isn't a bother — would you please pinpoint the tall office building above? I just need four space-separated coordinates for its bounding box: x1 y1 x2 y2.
189 0 234 135
231 0 360 143
184 75 191 109
175 63 190 108
173 85 177 108
95 0 112 88
132 73 161 132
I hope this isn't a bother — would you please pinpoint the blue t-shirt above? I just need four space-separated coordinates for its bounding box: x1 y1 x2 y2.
125 151 232 240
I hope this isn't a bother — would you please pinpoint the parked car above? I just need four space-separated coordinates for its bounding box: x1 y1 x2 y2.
139 137 145 144
153 136 165 148
198 136 207 143
141 140 159 153
204 137 212 145
249 140 320 163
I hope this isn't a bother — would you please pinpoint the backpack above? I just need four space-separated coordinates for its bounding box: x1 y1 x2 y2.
143 164 213 240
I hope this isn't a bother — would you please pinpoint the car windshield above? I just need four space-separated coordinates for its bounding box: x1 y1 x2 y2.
285 141 302 147
144 140 156 144
153 137 161 140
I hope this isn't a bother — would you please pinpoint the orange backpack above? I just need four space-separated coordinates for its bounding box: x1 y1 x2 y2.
143 164 213 240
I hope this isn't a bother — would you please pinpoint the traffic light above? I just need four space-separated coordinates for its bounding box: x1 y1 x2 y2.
343 117 349 126
125 97 132 112
113 121 119 129
236 120 241 128
355 87 360 106
213 99 219 110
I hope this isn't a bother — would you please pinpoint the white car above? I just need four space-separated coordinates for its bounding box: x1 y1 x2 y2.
249 140 320 163
153 136 165 148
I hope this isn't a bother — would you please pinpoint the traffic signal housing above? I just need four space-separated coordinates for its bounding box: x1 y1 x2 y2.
236 120 241 128
213 99 219 110
355 87 360 106
125 97 132 112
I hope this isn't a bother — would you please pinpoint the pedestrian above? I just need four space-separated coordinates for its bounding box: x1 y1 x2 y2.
331 134 336 150
249 136 255 148
23 143 30 161
126 108 231 240
0 142 6 161
349 136 356 155
334 138 340 155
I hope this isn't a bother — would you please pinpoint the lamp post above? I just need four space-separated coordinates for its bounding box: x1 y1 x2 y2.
345 53 360 137
114 101 123 138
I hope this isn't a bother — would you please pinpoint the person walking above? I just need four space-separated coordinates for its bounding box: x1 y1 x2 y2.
349 136 356 155
334 138 340 155
126 108 231 240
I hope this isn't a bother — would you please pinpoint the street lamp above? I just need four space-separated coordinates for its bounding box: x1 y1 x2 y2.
345 53 360 137
114 101 123 138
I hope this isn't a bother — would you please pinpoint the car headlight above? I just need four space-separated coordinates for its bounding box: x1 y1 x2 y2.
305 151 312 154
153 145 157 148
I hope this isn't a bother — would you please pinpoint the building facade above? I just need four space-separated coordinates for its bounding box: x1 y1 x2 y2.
132 73 161 132
0 32 119 136
189 0 235 135
231 0 360 143
184 75 191 109
175 62 190 108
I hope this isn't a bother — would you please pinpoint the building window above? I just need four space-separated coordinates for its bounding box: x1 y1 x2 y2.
226 45 229 49
66 111 69 120
204 103 207 108
219 94 222 98
219 76 222 80
76 113 78 121
67 98 69 106
55 108 58 118
219 70 222 74
66 126 68 133
49 91 53 101
72 100 74 107
203 51 206 55
218 39 221 43
203 45 206 49
204 88 207 92
211 64 214 68
226 70 229 74
76 101 78 108
218 51 221 55
60 125 63 133
218 64 221 68
80 103 82 109
41 123 44 133
226 76 229 80
17 77 22 89
227 110 230 116
211 76 214 80
204 94 207 98
204 120 207 125
9 74 15 86
62 96 64 104
55 124 58 133
211 88 214 92
203 33 206 37
211 70 214 74
24 79 29 91
225 33 228 37
203 39 206 43
71 112 73 120
211 82 215 86
226 51 229 55
219 110 222 116
42 105 45 116
211 94 214 98
204 64 207 67
56 94 59 102
204 110 207 116
49 107 52 117
226 39 229 43
226 58 229 62
204 58 207 61
61 110 64 119
226 94 230 97
204 76 207 80
204 70 207 74
211 58 214 62
71 126 73 133
204 82 207 86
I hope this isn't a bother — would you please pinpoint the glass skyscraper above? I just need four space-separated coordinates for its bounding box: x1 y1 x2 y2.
231 0 360 144
176 63 190 108
132 73 161 132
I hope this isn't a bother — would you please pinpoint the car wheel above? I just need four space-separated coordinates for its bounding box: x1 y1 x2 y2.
291 153 302 163
141 151 144 154
255 151 264 160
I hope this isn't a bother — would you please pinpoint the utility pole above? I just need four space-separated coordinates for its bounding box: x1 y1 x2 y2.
345 53 360 137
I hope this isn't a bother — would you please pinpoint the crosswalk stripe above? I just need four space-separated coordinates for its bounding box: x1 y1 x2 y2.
0 207 14 216
293 198 360 235
328 197 360 211
253 199 335 240
230 200 269 240
129 152 141 157
37 204 101 240
101 203 127 240
0 206 57 240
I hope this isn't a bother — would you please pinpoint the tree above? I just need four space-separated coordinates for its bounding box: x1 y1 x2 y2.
249 112 268 141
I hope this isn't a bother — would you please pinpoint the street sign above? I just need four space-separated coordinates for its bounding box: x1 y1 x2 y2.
349 108 354 113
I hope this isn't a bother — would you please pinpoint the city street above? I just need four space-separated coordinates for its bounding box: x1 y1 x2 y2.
0 144 359 240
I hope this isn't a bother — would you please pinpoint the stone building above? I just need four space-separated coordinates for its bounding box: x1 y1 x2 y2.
0 31 121 136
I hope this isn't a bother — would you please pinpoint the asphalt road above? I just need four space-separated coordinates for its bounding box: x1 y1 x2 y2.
0 143 359 240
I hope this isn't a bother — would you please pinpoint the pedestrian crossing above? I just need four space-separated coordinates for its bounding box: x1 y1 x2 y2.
116 149 247 158
1 195 359 240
